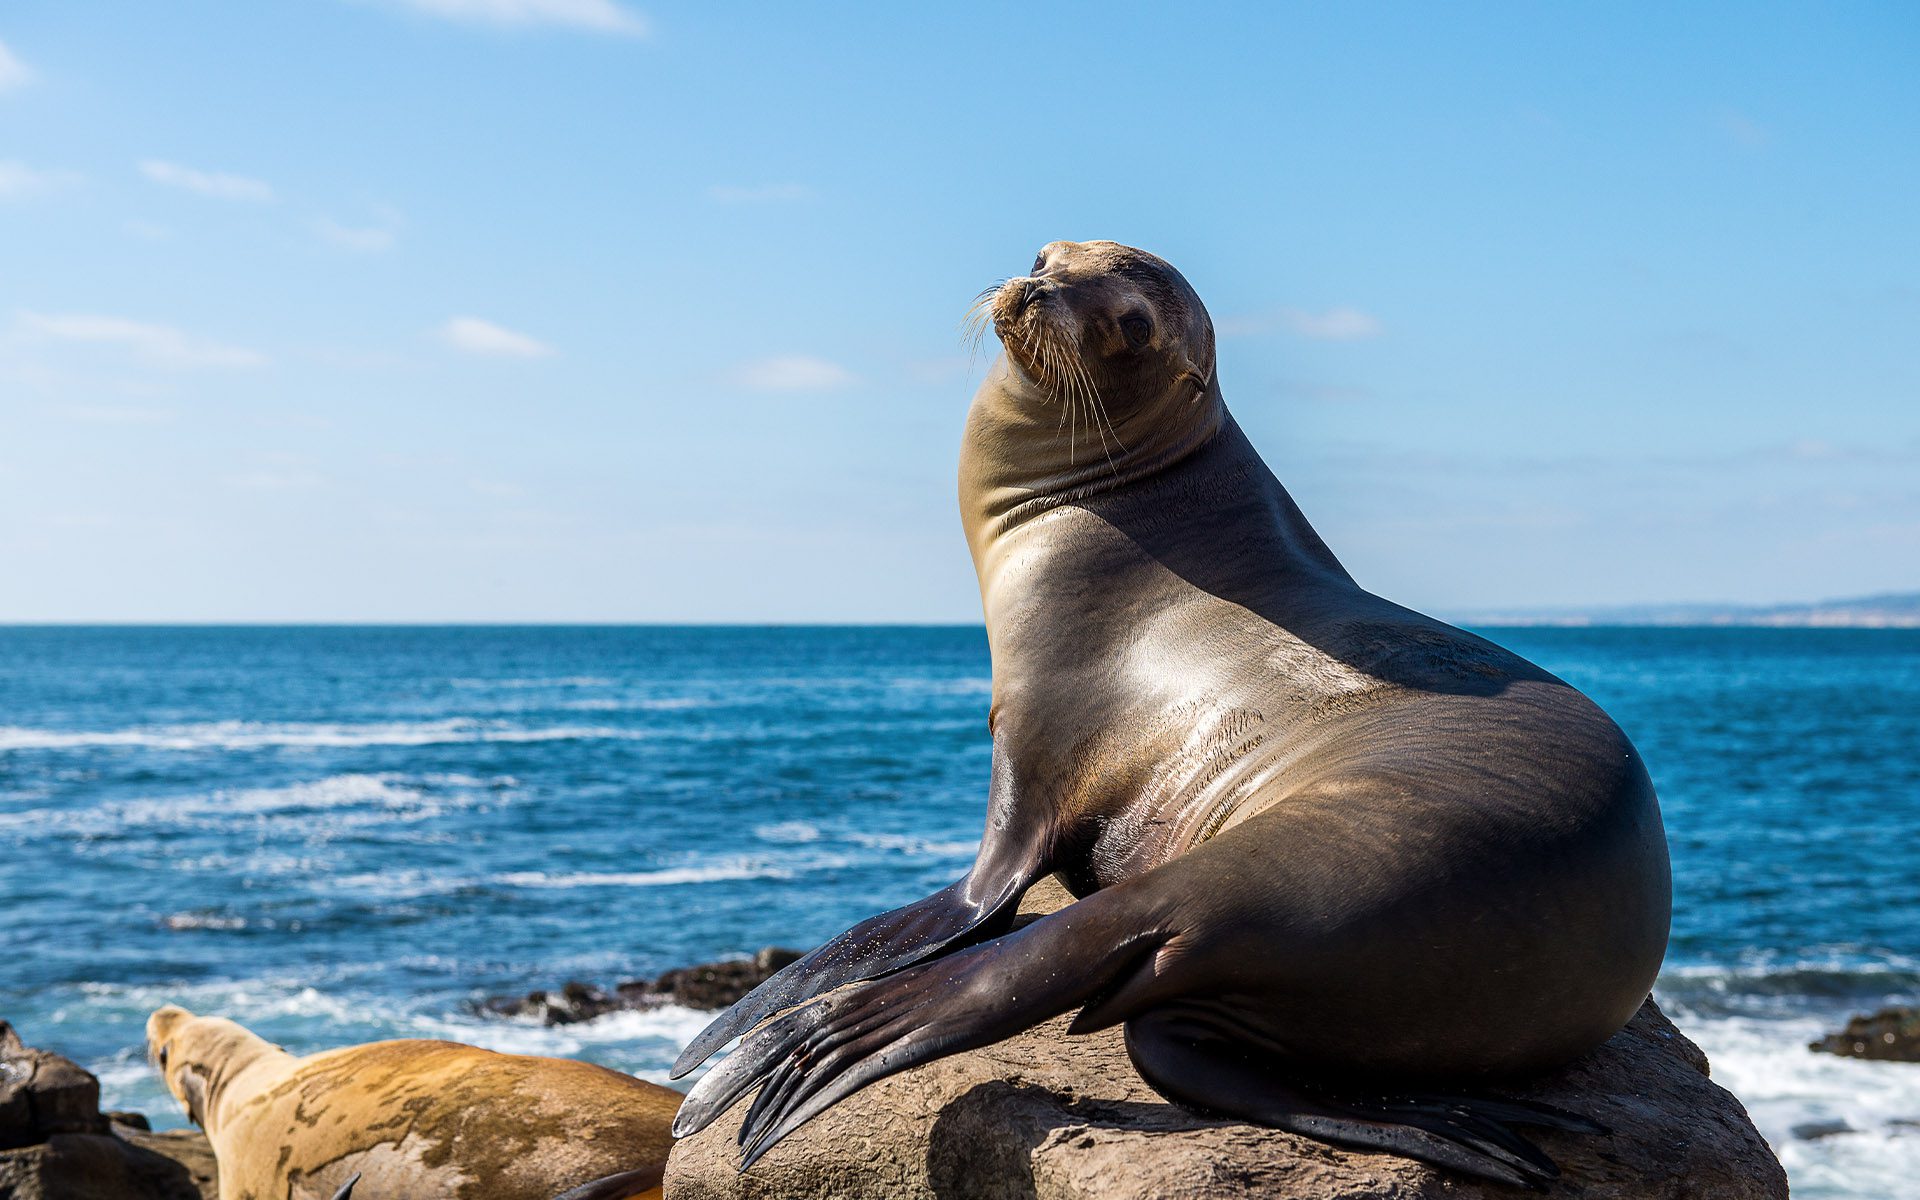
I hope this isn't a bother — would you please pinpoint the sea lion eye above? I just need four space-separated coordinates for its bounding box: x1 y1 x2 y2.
1120 314 1152 348
1032 252 1047 275
158 1047 169 1068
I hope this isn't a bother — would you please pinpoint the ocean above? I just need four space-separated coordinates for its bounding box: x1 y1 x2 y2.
2 625 1916 1197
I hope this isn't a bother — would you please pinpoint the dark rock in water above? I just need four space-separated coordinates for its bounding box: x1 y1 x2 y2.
0 1020 206 1200
649 948 803 1012
668 881 1789 1200
485 947 803 1026
1790 1118 1855 1140
1809 1006 1920 1061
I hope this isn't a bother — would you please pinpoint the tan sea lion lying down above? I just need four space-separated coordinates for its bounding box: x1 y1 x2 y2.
147 1005 673 1200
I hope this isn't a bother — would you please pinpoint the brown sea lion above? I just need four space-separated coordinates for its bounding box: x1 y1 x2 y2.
670 240 1671 1188
145 1005 672 1200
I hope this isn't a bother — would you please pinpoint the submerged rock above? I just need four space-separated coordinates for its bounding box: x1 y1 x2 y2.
1809 1006 1920 1062
484 947 803 1025
668 884 1788 1200
0 1020 207 1200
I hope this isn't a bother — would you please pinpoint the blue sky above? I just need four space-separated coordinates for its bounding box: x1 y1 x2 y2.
2 2 1915 622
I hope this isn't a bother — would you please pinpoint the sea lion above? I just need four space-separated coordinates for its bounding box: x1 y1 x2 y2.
671 240 1671 1187
146 1005 673 1200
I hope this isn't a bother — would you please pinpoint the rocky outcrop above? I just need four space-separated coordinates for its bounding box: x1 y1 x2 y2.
0 1021 208 1200
485 948 803 1026
668 885 1788 1200
1809 1006 1920 1062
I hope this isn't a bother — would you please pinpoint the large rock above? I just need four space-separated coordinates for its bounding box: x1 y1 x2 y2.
1809 1006 1920 1062
0 1021 205 1200
668 884 1787 1200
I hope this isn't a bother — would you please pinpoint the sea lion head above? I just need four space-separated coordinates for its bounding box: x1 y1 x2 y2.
982 240 1217 440
146 1004 280 1134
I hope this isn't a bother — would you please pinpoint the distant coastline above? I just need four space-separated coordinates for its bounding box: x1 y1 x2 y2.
1456 592 1920 629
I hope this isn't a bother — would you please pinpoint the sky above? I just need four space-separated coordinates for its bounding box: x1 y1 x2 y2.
1 1 1916 622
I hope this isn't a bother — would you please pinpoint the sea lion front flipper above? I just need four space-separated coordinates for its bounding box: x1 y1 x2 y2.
671 738 1049 1080
1122 1008 1590 1191
672 881 1169 1162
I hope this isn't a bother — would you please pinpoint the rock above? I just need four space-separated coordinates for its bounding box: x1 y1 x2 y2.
1809 1006 1920 1062
1 1021 108 1151
1788 1118 1854 1140
668 882 1788 1200
0 1021 207 1200
484 948 804 1026
116 1129 218 1200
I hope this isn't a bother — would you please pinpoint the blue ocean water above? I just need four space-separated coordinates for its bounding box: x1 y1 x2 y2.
2 625 1917 1197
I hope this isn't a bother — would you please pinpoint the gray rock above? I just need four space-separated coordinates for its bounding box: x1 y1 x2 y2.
0 1021 206 1200
668 883 1788 1200
1809 1006 1920 1062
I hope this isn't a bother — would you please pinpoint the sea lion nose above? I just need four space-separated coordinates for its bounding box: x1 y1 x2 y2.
1016 278 1041 313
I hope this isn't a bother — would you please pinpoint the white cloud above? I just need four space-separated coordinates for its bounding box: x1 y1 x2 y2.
382 0 648 35
439 316 554 358
0 160 80 199
12 312 269 370
730 355 856 392
315 216 398 253
58 404 178 425
225 469 326 491
1220 305 1384 341
1717 107 1768 149
139 159 275 202
0 39 30 91
708 183 814 204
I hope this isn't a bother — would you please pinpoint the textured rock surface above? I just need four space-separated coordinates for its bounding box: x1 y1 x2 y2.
0 1021 206 1200
667 883 1788 1200
487 948 804 1026
1809 1005 1920 1062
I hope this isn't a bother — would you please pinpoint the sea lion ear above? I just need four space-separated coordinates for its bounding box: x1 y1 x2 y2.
178 1067 209 1127
1175 356 1212 397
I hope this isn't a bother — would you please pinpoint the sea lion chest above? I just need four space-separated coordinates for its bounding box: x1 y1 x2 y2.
983 504 1376 896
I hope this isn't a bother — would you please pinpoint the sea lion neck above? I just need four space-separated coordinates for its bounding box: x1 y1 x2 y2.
183 1022 294 1137
958 354 1226 560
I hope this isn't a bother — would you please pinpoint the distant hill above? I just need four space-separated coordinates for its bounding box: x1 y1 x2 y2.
1456 592 1920 628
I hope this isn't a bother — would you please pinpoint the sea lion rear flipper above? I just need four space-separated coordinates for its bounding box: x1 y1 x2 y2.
671 739 1048 1080
1122 1008 1595 1191
673 882 1168 1163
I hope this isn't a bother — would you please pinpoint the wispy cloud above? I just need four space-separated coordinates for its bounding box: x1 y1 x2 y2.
1220 305 1384 341
379 0 648 35
0 160 80 200
57 404 179 426
315 212 401 253
439 316 554 358
140 159 275 202
225 469 327 491
11 312 268 370
0 38 30 91
730 355 855 392
708 183 814 204
1716 106 1768 149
